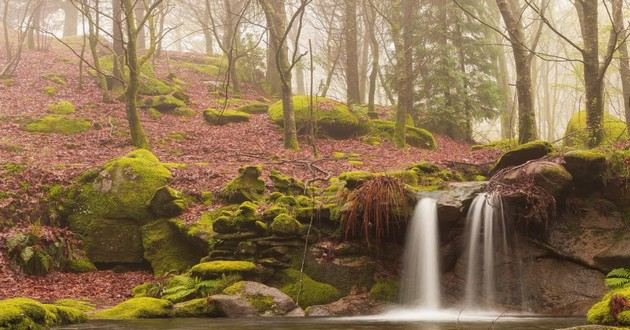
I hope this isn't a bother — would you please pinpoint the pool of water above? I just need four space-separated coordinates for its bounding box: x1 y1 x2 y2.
54 316 586 330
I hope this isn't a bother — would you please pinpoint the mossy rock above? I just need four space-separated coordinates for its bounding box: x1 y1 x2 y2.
220 165 265 203
564 111 628 148
471 139 517 152
172 298 220 317
270 214 304 236
99 55 175 96
132 282 162 298
490 140 552 175
0 297 86 329
276 269 340 308
93 297 172 319
149 186 186 218
141 220 204 276
190 260 257 279
160 274 242 303
268 96 367 139
269 170 306 195
368 120 436 149
369 280 399 302
564 150 607 188
43 85 58 96
67 150 172 264
53 299 96 313
337 171 375 189
42 73 67 85
236 103 269 114
24 115 91 134
65 257 97 273
203 108 250 125
48 100 76 114
142 95 186 113
588 288 630 325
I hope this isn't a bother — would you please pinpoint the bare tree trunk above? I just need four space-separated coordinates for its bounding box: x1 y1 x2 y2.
612 0 630 134
364 1 378 118
344 0 360 105
135 1 146 50
122 0 149 149
2 0 11 60
27 2 42 50
112 0 124 86
393 0 414 148
496 0 537 143
62 0 78 37
358 14 369 104
320 48 339 97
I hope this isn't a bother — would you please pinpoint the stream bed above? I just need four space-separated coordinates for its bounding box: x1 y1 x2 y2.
54 316 586 330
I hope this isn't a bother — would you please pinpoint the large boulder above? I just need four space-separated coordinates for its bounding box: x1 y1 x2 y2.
368 120 436 149
268 96 367 139
564 111 628 148
563 150 607 190
490 140 552 175
141 220 204 276
501 160 572 196
0 297 87 329
67 150 171 264
221 281 301 316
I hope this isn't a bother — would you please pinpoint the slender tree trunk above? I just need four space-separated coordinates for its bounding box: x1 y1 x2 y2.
62 1 78 37
496 0 537 143
260 0 298 150
27 3 42 50
2 0 11 61
135 1 146 50
364 2 378 118
320 48 339 97
344 0 360 105
203 25 213 55
612 0 630 134
393 0 414 148
112 0 124 86
358 18 369 104
122 0 150 149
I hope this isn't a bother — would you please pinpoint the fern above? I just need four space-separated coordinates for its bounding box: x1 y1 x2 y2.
606 268 630 289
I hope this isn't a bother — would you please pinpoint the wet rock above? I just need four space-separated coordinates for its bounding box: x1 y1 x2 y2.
490 140 552 175
563 150 607 191
501 160 572 196
304 292 382 317
223 281 299 316
435 181 486 241
209 294 257 317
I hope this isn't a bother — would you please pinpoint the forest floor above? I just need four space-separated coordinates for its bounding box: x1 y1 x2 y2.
0 45 499 307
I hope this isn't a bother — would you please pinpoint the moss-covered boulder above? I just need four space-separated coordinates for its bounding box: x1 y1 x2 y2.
369 279 399 302
24 115 91 135
588 288 630 325
369 120 436 149
48 100 76 114
270 214 303 236
141 220 204 276
142 95 186 113
563 150 607 189
490 140 552 175
203 108 250 125
270 170 306 195
0 297 87 329
220 165 265 203
564 111 628 148
67 150 172 264
222 281 299 316
149 186 186 218
190 260 257 279
93 297 172 319
172 298 220 317
236 103 269 114
268 96 366 138
276 269 340 308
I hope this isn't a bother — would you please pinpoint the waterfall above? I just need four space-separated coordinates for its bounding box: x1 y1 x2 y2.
400 198 441 309
463 192 508 310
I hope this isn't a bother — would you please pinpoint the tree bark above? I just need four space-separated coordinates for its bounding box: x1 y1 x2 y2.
364 2 378 119
62 0 78 37
392 0 415 148
135 1 146 50
496 0 537 143
344 0 360 105
612 0 630 134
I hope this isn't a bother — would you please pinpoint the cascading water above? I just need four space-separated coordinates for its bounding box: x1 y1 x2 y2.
463 192 510 310
400 198 441 309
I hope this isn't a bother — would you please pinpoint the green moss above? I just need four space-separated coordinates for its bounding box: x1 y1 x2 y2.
0 297 86 329
161 274 241 303
48 100 76 114
93 297 172 320
172 298 219 317
179 61 221 76
2 162 26 175
148 108 162 119
236 103 269 114
53 299 95 313
338 171 375 189
220 165 265 203
565 111 628 147
270 170 306 195
270 214 303 236
491 140 552 174
587 289 626 324
149 186 186 218
65 258 97 273
368 120 436 149
43 85 58 96
132 282 161 298
565 149 607 161
99 55 174 96
190 260 257 279
142 95 186 113
223 282 275 312
203 108 250 125
385 170 418 185
277 269 340 308
42 73 67 85
369 280 399 302
141 220 203 276
262 205 289 221
268 96 367 138
471 139 517 152
25 115 91 134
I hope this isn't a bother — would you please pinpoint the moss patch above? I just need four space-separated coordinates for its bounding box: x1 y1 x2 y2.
203 108 250 125
220 165 265 203
268 96 367 138
142 95 186 113
141 220 203 276
565 111 628 147
48 100 76 114
270 214 303 236
0 297 86 329
276 269 340 308
490 140 552 175
93 297 172 319
25 115 90 135
369 280 399 302
236 103 269 114
368 120 436 149
190 260 257 279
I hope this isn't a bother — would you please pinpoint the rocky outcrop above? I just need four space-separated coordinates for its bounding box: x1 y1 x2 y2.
304 292 383 316
490 140 552 175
